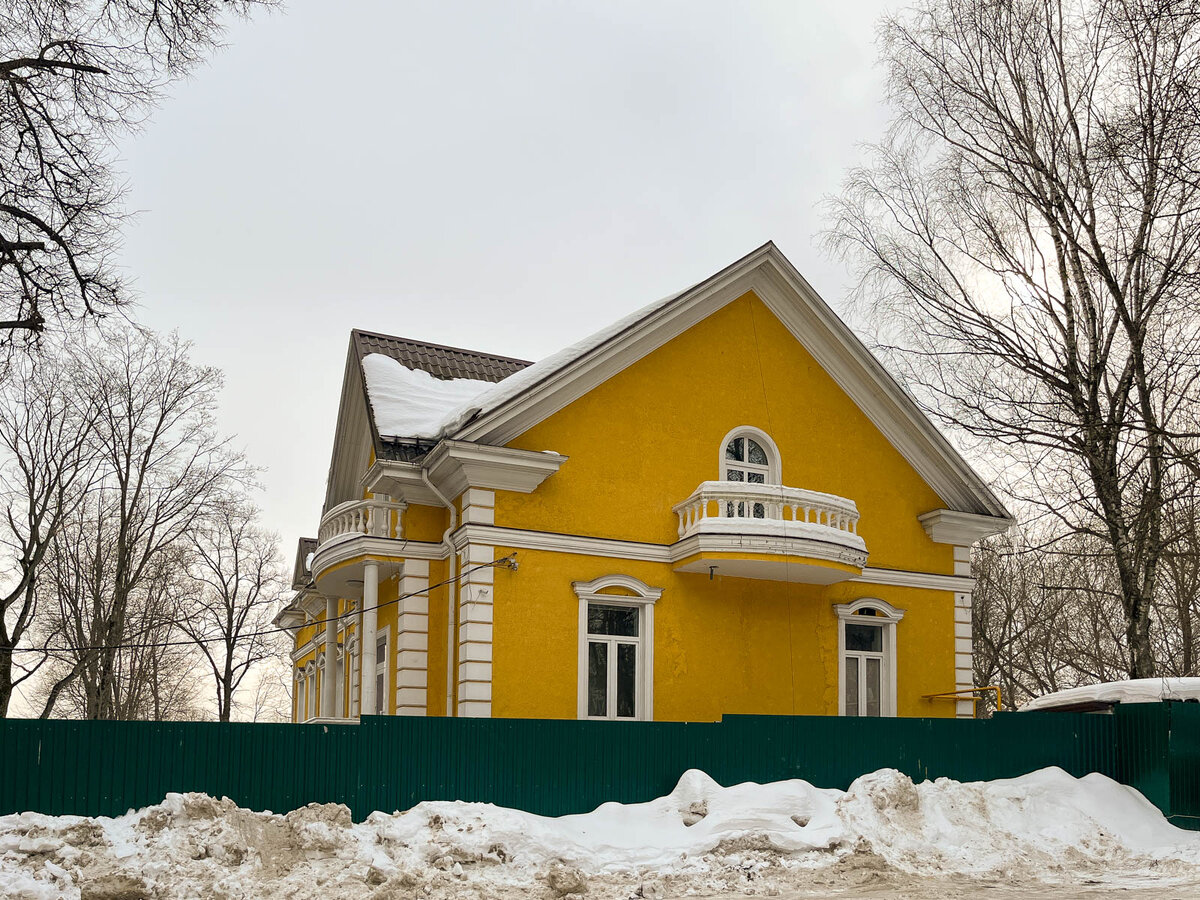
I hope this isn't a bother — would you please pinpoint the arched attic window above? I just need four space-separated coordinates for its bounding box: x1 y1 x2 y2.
719 427 781 518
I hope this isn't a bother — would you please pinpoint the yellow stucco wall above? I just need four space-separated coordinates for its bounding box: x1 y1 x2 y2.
498 291 952 575
484 290 959 720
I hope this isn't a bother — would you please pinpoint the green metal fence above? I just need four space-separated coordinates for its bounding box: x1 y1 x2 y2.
1 704 1196 827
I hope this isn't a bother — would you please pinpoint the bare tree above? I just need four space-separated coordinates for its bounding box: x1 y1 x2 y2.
0 348 97 716
828 0 1200 677
0 0 273 340
180 501 286 722
38 329 248 718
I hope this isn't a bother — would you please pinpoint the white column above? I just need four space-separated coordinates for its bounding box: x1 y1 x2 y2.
361 560 379 716
322 595 338 718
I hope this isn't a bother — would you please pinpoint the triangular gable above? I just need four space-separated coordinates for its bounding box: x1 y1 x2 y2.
450 242 1009 519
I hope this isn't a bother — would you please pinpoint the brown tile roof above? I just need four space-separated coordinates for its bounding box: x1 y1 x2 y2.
351 329 531 383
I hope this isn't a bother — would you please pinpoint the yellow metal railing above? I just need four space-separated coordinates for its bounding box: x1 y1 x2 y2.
922 686 1003 717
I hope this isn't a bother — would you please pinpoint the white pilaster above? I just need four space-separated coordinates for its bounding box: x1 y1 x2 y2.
457 503 495 717
953 543 974 717
361 560 379 716
322 594 338 718
396 558 430 715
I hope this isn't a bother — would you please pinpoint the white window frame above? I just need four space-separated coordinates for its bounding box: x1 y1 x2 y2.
719 425 782 485
303 661 317 721
315 651 326 718
374 625 391 716
294 672 305 723
347 634 360 718
574 575 662 721
835 598 905 718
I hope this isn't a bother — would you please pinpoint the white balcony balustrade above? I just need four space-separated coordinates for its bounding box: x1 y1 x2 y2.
674 481 860 540
317 498 407 545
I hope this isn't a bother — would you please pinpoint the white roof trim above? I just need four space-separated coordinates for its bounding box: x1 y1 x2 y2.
453 242 1010 520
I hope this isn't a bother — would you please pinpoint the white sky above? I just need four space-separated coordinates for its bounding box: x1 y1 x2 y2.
117 0 894 567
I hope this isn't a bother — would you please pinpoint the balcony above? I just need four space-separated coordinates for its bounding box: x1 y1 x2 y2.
671 481 868 583
311 498 407 597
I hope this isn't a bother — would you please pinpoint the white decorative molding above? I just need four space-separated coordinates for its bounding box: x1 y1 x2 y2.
573 574 664 603
717 425 783 484
834 598 906 718
453 524 672 561
851 567 975 593
574 575 660 721
425 440 567 498
919 508 1011 545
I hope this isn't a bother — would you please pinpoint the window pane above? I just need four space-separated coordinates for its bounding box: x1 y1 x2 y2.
588 642 608 717
377 635 386 658
846 656 859 716
845 623 883 653
748 472 765 484
747 439 768 465
726 468 745 482
376 673 385 714
725 437 744 462
616 643 637 718
588 604 639 636
865 657 882 717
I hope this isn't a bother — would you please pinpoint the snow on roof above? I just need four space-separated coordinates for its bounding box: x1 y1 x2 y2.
361 285 693 442
360 354 494 440
1021 678 1200 711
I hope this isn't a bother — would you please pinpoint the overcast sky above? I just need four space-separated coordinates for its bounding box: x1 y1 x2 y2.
117 0 895 566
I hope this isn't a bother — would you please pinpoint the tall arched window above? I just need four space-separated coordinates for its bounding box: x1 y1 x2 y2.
719 427 781 518
834 598 905 717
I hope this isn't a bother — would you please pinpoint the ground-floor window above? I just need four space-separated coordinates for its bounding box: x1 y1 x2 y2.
374 629 389 715
574 575 662 721
834 598 905 717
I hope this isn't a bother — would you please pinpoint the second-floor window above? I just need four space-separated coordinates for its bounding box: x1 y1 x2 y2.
721 428 780 518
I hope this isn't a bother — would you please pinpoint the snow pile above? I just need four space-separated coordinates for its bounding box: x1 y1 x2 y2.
361 285 694 442
3 768 1199 899
1022 677 1200 711
360 354 493 439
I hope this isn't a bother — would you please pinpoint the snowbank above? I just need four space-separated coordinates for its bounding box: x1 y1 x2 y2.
2 768 1199 899
1022 677 1200 711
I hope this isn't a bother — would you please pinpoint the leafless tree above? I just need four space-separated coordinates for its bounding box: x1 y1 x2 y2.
828 0 1200 677
180 501 286 722
35 540 204 720
0 0 273 341
36 329 248 718
0 347 97 716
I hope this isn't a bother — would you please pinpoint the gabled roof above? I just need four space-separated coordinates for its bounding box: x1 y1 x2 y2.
328 242 1011 522
351 329 530 383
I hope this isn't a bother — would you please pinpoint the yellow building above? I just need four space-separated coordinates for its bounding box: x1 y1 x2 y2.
276 243 1011 724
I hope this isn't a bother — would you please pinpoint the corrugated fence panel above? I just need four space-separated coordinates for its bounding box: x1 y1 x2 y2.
1167 702 1200 828
0 709 1192 826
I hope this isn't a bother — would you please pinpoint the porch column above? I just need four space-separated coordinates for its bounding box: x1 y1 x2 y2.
322 595 338 718
361 560 379 716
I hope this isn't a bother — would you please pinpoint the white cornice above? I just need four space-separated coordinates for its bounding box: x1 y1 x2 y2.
364 442 567 505
918 509 1012 546
454 524 671 561
851 567 975 593
424 440 567 498
456 523 967 592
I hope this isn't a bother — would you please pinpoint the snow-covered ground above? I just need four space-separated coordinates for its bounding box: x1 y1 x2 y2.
3 767 1199 899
